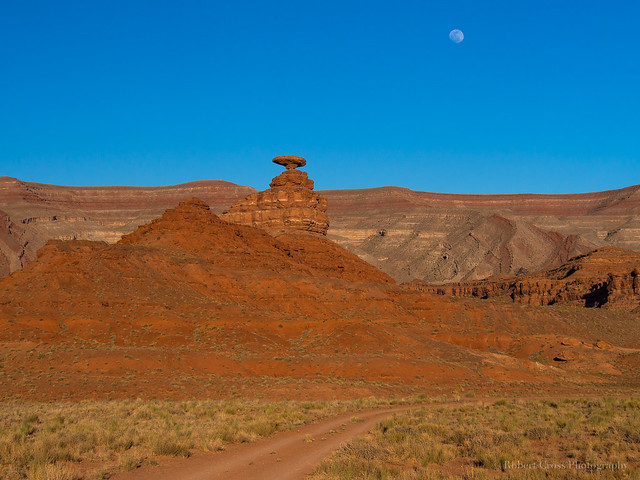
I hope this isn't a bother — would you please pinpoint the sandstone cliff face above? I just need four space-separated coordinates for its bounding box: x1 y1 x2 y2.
407 247 640 311
0 209 30 276
221 157 329 235
0 212 17 276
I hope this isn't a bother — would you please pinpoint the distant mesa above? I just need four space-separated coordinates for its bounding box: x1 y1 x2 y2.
222 155 329 236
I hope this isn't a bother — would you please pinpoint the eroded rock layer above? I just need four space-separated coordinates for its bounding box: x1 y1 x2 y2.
407 247 640 311
221 156 329 235
2 198 640 401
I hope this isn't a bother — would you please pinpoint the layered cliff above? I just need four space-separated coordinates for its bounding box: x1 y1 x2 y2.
322 184 640 283
407 247 640 311
221 156 329 235
3 198 639 402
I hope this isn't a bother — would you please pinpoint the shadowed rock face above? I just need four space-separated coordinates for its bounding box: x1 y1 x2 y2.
406 247 640 311
0 209 28 276
221 156 329 236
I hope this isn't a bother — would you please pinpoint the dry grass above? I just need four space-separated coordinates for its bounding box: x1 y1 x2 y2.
0 396 411 479
310 398 640 479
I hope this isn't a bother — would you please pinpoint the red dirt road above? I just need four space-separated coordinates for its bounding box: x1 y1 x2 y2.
113 405 416 480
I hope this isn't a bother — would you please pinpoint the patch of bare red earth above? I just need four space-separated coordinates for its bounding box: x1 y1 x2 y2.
0 199 639 403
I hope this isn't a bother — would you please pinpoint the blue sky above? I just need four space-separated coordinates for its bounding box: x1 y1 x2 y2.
1 1 638 193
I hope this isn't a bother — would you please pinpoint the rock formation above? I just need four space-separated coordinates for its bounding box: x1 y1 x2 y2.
0 209 29 276
4 197 640 402
406 247 640 311
1 174 640 283
221 156 329 235
273 155 306 170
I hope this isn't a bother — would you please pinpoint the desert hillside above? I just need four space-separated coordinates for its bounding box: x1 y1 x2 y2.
0 176 255 277
1 198 639 401
1 176 639 283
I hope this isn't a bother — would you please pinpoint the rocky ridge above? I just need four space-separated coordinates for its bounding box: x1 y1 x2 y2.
406 247 640 311
2 153 640 407
221 156 329 235
3 198 640 401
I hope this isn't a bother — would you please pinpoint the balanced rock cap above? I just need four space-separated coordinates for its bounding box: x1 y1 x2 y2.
273 156 306 170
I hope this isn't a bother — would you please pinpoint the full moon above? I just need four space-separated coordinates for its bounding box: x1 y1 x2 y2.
449 29 464 43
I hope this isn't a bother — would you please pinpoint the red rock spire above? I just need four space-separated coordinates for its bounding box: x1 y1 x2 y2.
222 156 329 235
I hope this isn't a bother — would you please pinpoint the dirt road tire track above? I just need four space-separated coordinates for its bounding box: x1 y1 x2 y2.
112 405 418 480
